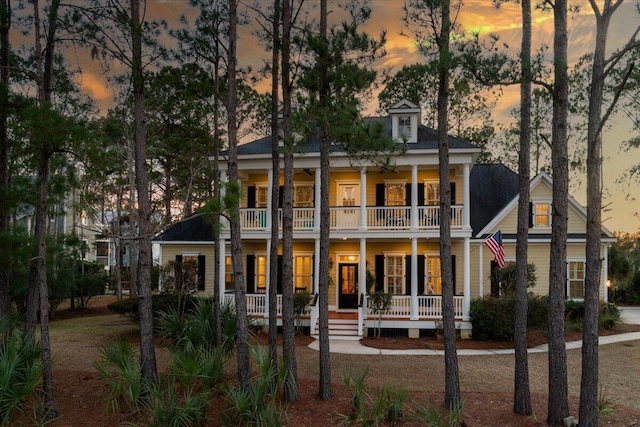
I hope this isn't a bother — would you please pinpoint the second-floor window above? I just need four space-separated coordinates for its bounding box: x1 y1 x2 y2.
256 186 268 208
425 182 439 206
533 201 551 227
294 184 314 207
386 183 406 206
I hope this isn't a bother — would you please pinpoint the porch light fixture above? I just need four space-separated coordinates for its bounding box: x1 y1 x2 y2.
328 258 334 269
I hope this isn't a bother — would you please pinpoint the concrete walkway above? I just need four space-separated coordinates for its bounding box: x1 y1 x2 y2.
307 306 640 356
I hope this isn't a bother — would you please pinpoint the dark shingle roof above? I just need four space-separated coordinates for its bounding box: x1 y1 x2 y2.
236 117 478 155
153 213 215 242
469 164 519 235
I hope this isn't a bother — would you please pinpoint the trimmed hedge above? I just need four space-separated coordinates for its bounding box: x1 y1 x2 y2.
470 295 622 340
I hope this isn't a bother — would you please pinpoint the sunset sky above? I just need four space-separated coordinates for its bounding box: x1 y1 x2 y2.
69 0 640 233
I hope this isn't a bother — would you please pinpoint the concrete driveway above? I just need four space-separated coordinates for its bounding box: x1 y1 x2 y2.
620 306 640 325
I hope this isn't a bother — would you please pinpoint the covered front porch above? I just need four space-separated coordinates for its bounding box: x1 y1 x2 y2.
223 292 471 339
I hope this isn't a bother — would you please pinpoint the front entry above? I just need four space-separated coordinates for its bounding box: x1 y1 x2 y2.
338 263 359 309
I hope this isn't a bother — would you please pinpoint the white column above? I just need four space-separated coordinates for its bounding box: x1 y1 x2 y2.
359 238 367 293
360 168 367 230
218 239 226 303
411 165 418 230
410 237 418 320
478 243 484 297
314 168 321 231
463 237 471 320
265 239 271 316
463 164 470 229
157 244 163 292
314 238 320 294
267 169 273 229
359 238 367 337
603 244 609 302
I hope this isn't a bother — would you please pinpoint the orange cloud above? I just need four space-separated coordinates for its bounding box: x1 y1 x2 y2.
76 73 111 102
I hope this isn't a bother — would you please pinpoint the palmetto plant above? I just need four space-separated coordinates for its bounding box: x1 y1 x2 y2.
0 322 43 426
94 340 144 414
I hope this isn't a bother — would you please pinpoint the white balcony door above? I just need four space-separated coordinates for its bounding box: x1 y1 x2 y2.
337 183 360 228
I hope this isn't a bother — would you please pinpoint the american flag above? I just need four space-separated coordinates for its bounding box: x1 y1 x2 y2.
484 230 506 268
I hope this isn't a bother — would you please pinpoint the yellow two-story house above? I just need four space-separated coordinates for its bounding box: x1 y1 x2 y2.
154 100 615 339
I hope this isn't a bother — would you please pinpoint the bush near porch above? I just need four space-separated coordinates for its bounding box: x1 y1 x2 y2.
470 295 621 341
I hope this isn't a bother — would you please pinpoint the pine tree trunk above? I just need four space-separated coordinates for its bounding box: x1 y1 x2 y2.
131 0 157 385
0 0 11 321
437 0 461 410
268 0 281 368
580 3 618 425
513 0 532 415
281 0 297 400
547 0 569 423
317 0 332 401
227 0 251 392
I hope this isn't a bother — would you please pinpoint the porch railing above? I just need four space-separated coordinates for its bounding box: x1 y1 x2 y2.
363 295 464 319
240 205 464 231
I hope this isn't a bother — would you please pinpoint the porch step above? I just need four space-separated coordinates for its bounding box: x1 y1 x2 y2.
312 318 361 341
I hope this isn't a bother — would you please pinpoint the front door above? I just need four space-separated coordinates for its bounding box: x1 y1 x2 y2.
338 263 359 309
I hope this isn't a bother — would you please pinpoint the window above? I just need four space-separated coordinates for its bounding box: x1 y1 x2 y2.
256 186 268 208
256 255 267 293
426 255 442 294
225 256 234 291
533 201 551 227
294 255 312 292
385 255 405 294
340 185 357 207
568 261 585 299
294 184 314 207
398 116 411 139
386 183 405 206
176 254 204 292
425 182 439 206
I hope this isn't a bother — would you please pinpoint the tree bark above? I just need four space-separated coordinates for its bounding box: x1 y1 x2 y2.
437 0 461 410
268 0 281 369
547 0 570 423
227 0 251 392
131 0 157 385
280 0 298 402
0 0 11 322
514 0 532 416
580 2 621 425
317 0 332 401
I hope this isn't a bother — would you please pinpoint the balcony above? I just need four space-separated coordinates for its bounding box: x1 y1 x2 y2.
238 205 464 231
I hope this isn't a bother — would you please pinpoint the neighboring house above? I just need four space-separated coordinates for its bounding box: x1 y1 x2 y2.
154 100 615 339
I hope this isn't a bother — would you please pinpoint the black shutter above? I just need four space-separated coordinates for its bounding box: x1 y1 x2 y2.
417 183 425 206
277 255 283 294
405 183 411 206
197 255 205 291
417 255 425 295
248 186 256 208
175 255 183 291
529 202 534 228
450 182 456 206
490 260 499 297
246 255 255 293
405 255 411 295
376 183 385 206
375 255 384 292
451 255 457 294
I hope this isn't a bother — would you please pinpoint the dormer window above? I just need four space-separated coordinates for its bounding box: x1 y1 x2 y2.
388 99 420 143
399 116 411 139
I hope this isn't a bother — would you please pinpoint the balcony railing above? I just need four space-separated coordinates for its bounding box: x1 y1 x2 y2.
239 205 464 231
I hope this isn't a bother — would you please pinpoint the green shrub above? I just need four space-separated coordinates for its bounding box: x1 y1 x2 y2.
107 294 197 319
564 300 585 322
469 296 515 341
527 294 549 330
0 322 43 426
